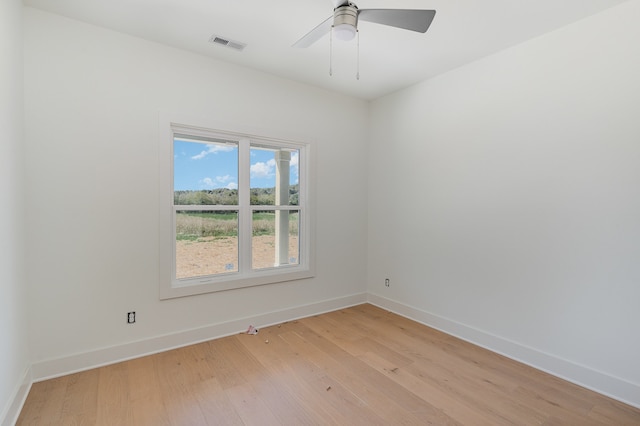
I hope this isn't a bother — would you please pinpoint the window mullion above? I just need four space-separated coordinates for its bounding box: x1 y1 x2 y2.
238 139 252 273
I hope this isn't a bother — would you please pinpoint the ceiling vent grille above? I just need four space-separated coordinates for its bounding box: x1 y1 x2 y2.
208 35 247 51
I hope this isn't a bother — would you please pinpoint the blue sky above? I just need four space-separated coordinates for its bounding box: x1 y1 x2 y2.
174 139 299 190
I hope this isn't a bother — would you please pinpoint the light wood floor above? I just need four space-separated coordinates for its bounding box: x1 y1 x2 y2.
17 304 640 425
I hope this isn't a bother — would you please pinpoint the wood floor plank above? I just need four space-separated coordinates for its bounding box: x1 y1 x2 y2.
402 356 547 425
16 376 68 425
201 336 249 390
192 377 245 426
16 304 640 425
358 349 501 426
225 382 282 426
286 318 462 424
127 355 172 426
278 328 452 425
588 399 640 425
95 362 133 425
347 306 615 425
57 369 100 425
236 325 387 425
155 346 211 425
216 335 320 425
337 304 594 421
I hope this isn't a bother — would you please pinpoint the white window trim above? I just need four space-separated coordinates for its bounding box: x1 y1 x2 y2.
159 114 315 300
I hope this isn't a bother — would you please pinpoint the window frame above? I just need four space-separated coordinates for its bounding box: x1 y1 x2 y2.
159 116 315 300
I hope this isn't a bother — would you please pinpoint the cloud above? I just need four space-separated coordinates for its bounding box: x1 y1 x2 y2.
191 144 235 160
290 152 299 177
201 177 215 188
251 154 300 183
200 175 237 189
250 158 276 179
215 175 233 184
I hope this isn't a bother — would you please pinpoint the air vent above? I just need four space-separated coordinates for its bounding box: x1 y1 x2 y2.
208 35 247 51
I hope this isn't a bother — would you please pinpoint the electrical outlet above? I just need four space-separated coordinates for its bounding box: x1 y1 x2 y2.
127 312 136 324
385 278 390 287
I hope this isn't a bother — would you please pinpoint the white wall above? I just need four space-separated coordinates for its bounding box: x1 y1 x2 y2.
368 0 640 407
23 8 368 374
0 0 29 424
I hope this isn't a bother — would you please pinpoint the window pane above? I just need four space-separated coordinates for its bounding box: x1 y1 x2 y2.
250 146 299 206
174 137 238 205
175 210 238 279
252 210 299 270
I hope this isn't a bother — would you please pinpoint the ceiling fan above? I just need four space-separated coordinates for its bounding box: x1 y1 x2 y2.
293 1 436 48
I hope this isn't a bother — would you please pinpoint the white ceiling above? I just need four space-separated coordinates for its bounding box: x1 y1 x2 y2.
24 0 629 100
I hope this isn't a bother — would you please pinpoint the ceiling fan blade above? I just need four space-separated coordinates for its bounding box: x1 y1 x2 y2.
292 16 333 48
358 9 436 33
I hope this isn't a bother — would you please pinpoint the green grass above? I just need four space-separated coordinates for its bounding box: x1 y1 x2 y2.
176 211 238 238
176 234 199 241
175 211 299 240
180 211 238 220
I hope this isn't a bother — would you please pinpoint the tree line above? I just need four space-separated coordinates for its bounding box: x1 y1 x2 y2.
174 185 299 206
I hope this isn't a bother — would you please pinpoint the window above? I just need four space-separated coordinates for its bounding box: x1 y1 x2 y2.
159 119 314 299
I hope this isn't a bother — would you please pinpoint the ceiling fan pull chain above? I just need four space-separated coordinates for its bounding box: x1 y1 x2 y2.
356 30 360 80
329 26 333 77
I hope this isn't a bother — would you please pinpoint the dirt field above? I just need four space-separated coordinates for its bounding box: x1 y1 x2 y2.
176 235 299 279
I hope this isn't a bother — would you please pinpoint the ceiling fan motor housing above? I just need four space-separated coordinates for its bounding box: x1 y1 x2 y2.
333 4 358 29
333 3 359 41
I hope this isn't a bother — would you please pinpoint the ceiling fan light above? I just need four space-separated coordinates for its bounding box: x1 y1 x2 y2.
333 23 357 41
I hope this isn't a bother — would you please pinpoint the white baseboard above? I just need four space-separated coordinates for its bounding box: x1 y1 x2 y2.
1 367 32 426
19 291 639 419
32 293 367 382
367 293 640 410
